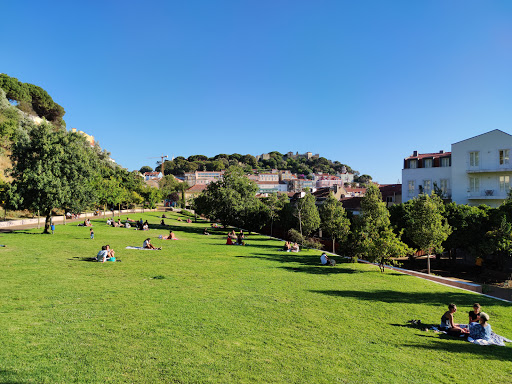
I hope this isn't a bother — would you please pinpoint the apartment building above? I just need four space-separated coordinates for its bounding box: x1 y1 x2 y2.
402 130 512 207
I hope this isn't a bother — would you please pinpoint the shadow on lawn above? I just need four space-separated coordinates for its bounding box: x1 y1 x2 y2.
0 369 27 384
237 252 359 275
401 338 512 362
310 289 512 307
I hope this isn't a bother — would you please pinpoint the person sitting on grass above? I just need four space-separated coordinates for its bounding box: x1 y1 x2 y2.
228 230 237 239
161 219 166 226
165 231 178 240
283 241 291 252
97 245 109 263
469 312 492 341
203 228 210 235
226 236 234 245
161 214 167 218
440 303 468 337
291 243 300 253
143 238 160 250
117 218 124 227
186 218 192 223
320 253 330 265
469 303 481 324
236 233 244 245
143 223 149 231
125 222 131 229
106 244 116 260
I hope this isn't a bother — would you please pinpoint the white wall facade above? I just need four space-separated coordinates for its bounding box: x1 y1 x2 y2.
451 130 512 207
402 166 451 203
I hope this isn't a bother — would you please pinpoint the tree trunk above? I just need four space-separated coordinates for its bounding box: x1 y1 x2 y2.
332 238 336 254
43 213 52 234
270 219 273 238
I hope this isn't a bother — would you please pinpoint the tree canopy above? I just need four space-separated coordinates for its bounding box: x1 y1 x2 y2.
8 123 98 232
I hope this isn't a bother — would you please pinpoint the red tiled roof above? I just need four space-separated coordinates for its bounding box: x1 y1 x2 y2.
187 184 207 192
404 152 451 160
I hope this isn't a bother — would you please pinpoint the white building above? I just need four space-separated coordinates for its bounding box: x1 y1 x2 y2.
452 130 512 206
402 130 512 207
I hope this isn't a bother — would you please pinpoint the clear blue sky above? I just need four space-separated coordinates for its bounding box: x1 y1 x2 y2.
2 0 512 183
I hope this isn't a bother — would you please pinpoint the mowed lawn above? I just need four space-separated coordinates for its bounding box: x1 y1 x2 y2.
0 212 511 384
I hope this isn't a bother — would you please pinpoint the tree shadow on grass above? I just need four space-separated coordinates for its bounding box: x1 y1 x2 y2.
236 251 361 275
400 338 512 362
0 369 27 384
310 289 512 307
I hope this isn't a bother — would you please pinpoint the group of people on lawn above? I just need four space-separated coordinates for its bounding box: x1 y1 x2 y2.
440 303 492 341
226 229 245 245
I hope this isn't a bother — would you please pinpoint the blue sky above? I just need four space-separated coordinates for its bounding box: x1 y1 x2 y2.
2 0 512 183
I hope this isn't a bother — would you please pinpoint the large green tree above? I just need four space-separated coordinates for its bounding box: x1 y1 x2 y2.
319 192 350 253
8 123 98 233
354 185 412 272
294 192 320 238
193 166 259 228
406 193 452 274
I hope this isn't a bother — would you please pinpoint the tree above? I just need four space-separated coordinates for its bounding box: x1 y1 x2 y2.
193 166 259 228
294 192 320 238
319 192 350 253
354 185 412 272
139 165 153 173
262 192 288 237
407 193 452 274
8 122 98 233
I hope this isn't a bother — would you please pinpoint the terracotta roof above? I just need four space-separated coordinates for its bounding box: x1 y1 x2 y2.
404 152 451 160
186 184 207 192
379 184 402 194
345 187 366 193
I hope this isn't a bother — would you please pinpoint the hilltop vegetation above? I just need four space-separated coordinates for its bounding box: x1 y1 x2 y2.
149 151 366 181
0 74 65 129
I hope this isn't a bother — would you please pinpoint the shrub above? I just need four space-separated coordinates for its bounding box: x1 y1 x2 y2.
288 228 304 244
304 238 324 250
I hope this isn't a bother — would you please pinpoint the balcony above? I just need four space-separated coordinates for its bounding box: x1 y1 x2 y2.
467 190 508 199
467 166 512 174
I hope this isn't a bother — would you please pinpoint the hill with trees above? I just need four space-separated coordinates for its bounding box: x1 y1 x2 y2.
146 151 367 181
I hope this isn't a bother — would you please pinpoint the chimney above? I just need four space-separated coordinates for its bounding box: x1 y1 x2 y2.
413 150 418 157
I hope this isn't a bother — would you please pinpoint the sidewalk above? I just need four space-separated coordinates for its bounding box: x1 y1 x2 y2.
0 208 157 231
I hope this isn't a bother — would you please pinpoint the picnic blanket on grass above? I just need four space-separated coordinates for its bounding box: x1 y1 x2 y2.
430 325 511 346
125 246 160 250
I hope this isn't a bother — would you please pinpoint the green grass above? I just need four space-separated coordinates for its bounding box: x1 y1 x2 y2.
1 212 511 383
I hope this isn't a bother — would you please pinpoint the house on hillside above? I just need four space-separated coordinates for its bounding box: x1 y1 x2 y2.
143 171 163 181
379 184 402 207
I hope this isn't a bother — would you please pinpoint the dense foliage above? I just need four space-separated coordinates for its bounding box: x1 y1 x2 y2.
0 74 66 128
156 151 361 180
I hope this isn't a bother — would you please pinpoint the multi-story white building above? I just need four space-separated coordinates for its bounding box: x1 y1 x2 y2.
183 171 224 186
402 130 512 207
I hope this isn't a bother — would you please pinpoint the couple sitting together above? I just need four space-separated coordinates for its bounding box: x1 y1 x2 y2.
440 303 491 341
96 245 116 262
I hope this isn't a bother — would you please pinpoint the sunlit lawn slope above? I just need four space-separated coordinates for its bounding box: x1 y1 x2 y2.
0 212 511 383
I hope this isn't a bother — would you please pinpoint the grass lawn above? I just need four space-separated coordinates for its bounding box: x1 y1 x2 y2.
0 212 511 384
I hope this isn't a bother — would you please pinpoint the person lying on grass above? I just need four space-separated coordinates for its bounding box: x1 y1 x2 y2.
143 238 160 250
469 303 481 324
468 312 492 341
440 303 468 337
203 228 210 235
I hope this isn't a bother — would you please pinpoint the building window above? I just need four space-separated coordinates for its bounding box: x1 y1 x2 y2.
422 180 431 195
409 159 417 169
500 176 510 193
424 159 433 168
408 181 415 197
440 179 449 195
469 177 480 192
469 151 479 167
500 149 510 165
441 157 450 167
